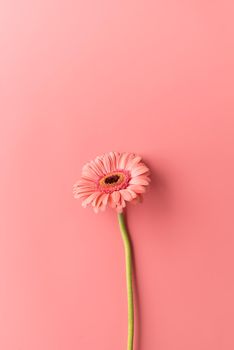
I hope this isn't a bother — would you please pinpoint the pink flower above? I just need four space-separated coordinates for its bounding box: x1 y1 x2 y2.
73 151 150 213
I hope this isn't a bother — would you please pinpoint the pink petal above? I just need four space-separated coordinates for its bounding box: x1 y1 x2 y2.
96 193 107 208
81 171 98 181
120 195 126 208
82 192 100 208
127 188 137 199
128 184 146 194
120 189 133 201
111 191 121 204
102 193 109 206
95 157 106 175
118 153 134 169
131 165 149 177
126 155 141 170
73 192 87 199
108 194 116 208
74 190 95 199
92 192 103 207
102 153 111 173
76 187 97 194
75 179 94 186
90 160 103 176
129 176 150 186
82 163 99 179
108 152 117 172
113 152 120 169
73 184 94 196
115 152 121 168
83 164 99 177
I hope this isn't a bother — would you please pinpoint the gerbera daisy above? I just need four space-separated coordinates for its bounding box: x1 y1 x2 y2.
73 151 151 350
73 151 150 213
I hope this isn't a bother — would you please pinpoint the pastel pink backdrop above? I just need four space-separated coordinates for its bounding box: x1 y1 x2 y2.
1 1 234 349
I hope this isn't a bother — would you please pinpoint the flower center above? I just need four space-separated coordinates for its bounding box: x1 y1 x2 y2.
104 174 120 184
98 170 130 193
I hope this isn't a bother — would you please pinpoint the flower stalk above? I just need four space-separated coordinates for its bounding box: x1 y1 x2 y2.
118 212 134 350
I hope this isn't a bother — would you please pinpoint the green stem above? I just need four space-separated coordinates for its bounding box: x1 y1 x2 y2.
118 212 134 350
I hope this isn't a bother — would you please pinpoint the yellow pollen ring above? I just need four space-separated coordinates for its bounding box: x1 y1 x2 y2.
99 172 125 187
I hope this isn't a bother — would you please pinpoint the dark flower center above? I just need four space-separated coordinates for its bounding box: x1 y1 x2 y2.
104 174 120 184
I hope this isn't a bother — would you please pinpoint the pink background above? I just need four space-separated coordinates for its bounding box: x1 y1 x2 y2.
1 1 234 349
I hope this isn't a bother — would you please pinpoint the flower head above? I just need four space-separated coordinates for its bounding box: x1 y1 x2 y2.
73 151 150 213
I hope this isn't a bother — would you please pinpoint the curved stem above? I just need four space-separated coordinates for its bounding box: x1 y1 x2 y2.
118 212 134 350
